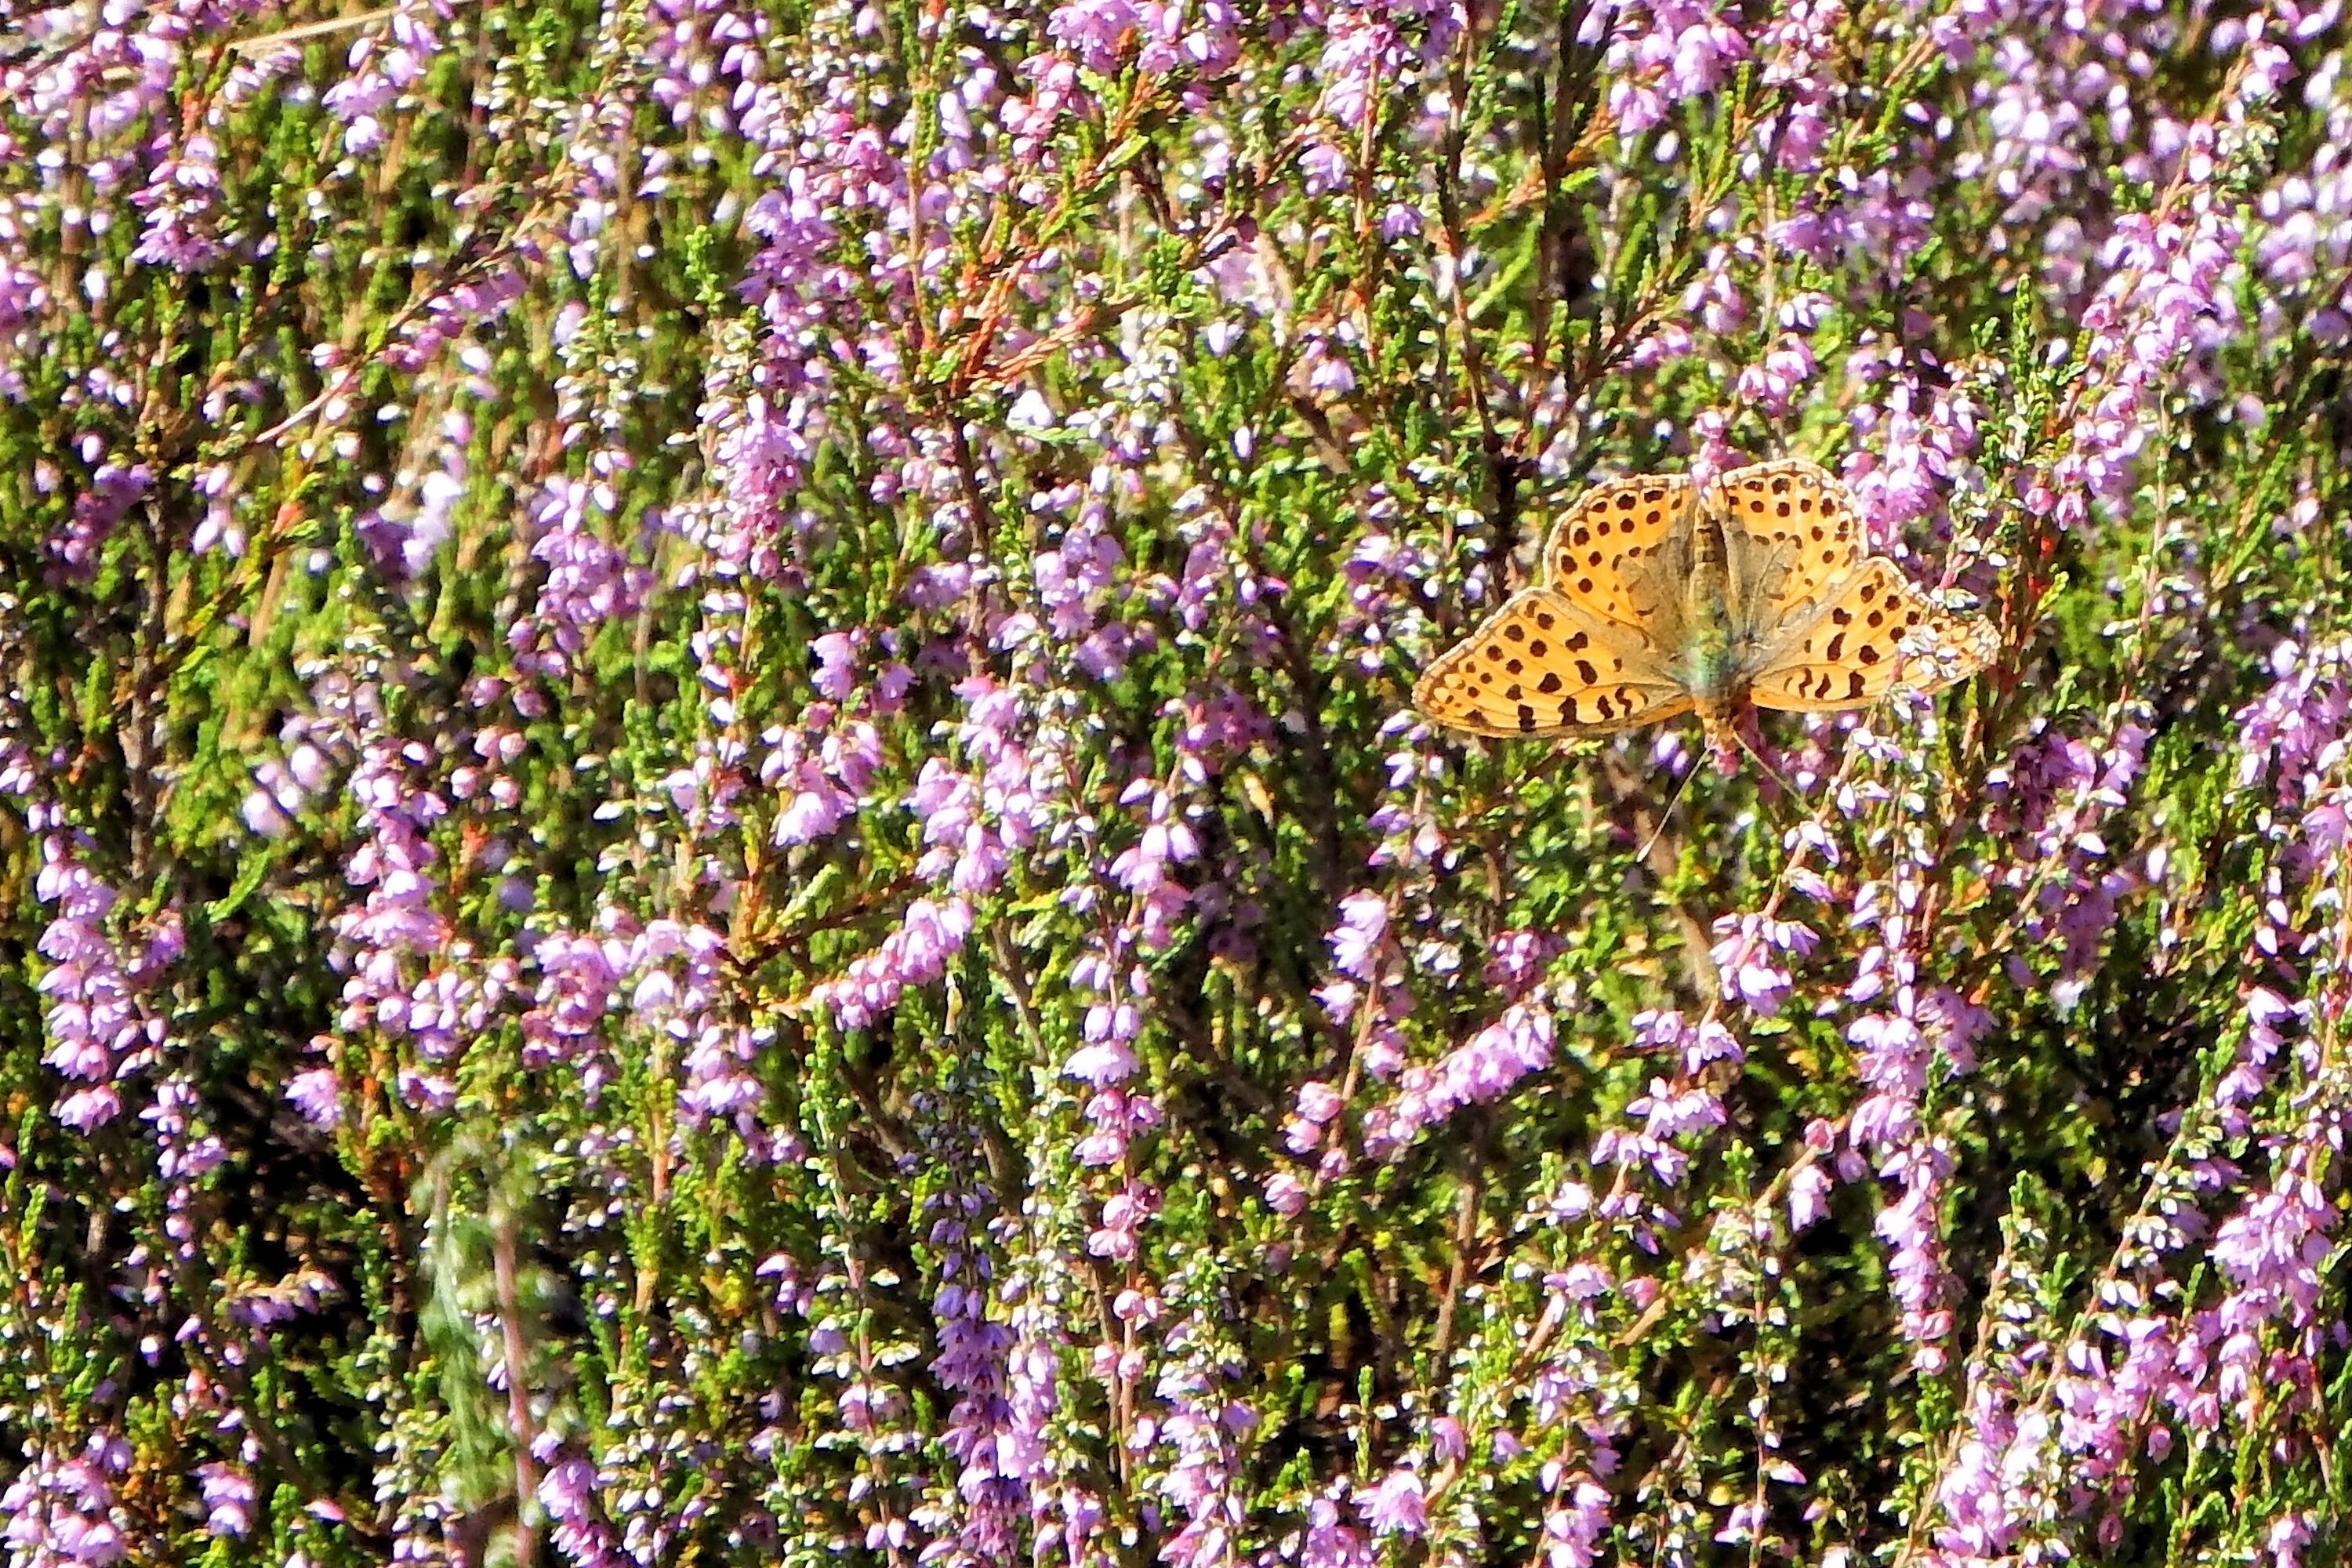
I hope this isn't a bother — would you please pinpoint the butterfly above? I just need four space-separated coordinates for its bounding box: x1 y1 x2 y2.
1412 459 1999 762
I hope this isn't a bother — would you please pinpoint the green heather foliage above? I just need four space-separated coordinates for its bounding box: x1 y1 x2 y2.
1 2 2349 1566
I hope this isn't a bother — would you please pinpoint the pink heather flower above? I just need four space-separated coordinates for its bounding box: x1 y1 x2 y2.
1047 0 1138 71
2267 1511 2316 1568
1789 1163 1834 1231
1368 1003 1555 1158
1328 892 1388 980
194 1465 255 1539
1485 929 1564 996
811 631 860 699
1358 1469 1427 1537
1538 1477 1610 1567
511 475 648 681
1709 913 1817 1015
129 133 227 272
2209 1172 2333 1327
1735 333 1817 413
1633 1008 1741 1073
1264 1172 1308 1215
1298 336 1356 398
1298 140 1350 194
1295 1494 1374 1567
537 1456 625 1568
2 1435 130 1567
1064 1036 1138 1087
815 897 976 1030
47 459 152 580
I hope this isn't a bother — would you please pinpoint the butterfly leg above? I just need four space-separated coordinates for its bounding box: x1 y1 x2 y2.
1729 705 1802 799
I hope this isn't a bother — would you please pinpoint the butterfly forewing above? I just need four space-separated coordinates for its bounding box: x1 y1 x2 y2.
1711 459 1864 645
1744 557 1998 712
1413 588 1693 738
1543 475 1694 634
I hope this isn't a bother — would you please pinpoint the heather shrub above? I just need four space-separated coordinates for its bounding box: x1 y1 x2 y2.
2 2 2348 1565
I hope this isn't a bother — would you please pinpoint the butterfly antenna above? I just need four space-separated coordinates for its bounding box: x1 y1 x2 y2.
1635 753 1704 865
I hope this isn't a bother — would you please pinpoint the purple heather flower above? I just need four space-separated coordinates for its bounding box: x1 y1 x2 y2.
537 1456 626 1568
1537 1477 1610 1568
321 2 445 154
816 897 975 1031
1484 930 1564 997
1047 0 1139 72
2209 1168 2333 1329
1150 1330 1249 1568
1367 1002 1555 1158
1709 913 1817 1016
46 459 151 581
1357 1469 1426 1537
194 1465 254 1539
510 475 651 681
1328 893 1388 981
1263 1172 1308 1215
811 631 861 699
2268 1511 2317 1568
128 132 227 272
1294 1494 1375 1567
2 1435 131 1567
1789 1163 1833 1232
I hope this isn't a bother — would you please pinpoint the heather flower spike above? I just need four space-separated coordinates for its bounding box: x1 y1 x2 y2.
1414 460 1999 769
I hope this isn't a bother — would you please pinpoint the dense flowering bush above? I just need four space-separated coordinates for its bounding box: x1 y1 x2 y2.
2 0 2350 1563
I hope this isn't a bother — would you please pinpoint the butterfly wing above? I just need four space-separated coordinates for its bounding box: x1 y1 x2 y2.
1744 558 2000 713
1710 459 1864 647
1415 587 1693 738
1545 474 1696 633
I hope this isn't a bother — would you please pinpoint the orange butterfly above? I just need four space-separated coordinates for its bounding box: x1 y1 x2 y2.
1413 459 1999 761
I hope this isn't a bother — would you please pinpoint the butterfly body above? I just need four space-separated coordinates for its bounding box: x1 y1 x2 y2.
1412 460 1999 755
1668 505 1744 754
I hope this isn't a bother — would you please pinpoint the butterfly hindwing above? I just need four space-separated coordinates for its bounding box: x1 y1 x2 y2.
1711 459 1864 645
1544 474 1694 635
1744 557 1999 713
1414 588 1693 739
